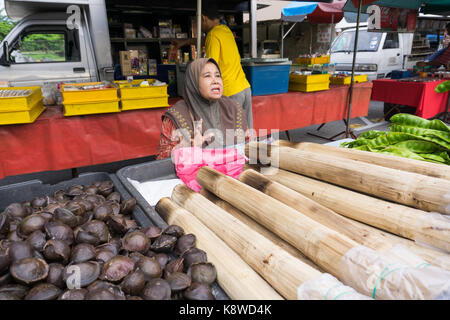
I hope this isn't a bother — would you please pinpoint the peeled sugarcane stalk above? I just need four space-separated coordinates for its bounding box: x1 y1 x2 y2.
200 189 324 272
155 197 283 300
246 142 450 214
239 168 450 265
197 166 450 300
272 140 450 181
171 184 370 300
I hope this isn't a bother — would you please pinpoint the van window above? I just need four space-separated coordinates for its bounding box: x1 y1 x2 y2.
383 33 400 49
331 30 382 53
10 28 81 64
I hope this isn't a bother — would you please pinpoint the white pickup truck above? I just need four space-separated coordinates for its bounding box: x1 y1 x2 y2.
330 27 417 81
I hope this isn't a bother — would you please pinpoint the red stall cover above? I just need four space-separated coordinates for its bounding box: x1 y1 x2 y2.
308 0 346 24
0 83 373 180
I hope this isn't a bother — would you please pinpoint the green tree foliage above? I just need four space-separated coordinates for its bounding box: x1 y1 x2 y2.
0 8 16 42
22 33 64 52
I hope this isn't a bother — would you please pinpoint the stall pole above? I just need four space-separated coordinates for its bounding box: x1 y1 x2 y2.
197 0 202 59
281 20 284 58
250 0 257 58
329 13 334 51
345 0 363 138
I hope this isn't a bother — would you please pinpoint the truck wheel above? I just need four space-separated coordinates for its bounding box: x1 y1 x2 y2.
383 103 416 121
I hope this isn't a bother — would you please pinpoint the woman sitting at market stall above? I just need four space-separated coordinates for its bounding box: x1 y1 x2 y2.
156 58 249 160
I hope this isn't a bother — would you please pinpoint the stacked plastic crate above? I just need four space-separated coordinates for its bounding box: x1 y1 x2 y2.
0 87 45 125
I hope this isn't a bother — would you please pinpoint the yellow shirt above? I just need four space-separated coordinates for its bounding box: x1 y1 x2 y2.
205 24 250 97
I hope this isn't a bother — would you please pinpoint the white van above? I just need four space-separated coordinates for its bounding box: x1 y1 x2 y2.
330 27 414 81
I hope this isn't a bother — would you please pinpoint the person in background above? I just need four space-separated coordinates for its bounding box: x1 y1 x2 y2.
156 58 248 160
173 2 253 130
418 23 450 69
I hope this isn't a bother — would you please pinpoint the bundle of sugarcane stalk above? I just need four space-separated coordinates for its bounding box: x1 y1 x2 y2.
147 138 450 300
193 164 450 299
251 141 450 254
157 184 371 300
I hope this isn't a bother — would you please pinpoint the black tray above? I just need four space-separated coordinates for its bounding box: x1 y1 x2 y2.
116 159 176 229
116 159 230 299
0 171 229 300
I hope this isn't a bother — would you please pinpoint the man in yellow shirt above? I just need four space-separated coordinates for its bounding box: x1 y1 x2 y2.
174 4 253 129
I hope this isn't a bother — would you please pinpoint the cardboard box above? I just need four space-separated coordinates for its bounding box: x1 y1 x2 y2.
129 50 140 76
148 59 157 76
120 50 144 76
138 51 148 76
120 51 133 76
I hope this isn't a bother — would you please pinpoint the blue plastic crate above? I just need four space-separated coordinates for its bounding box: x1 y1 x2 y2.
391 70 413 79
242 64 291 96
157 64 178 97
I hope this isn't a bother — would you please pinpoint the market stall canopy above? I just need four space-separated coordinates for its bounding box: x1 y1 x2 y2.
281 2 318 22
282 1 345 23
421 0 450 15
308 0 346 23
344 0 425 12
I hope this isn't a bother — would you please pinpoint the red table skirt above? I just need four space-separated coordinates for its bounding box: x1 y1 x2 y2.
253 82 372 134
371 79 449 119
0 82 372 179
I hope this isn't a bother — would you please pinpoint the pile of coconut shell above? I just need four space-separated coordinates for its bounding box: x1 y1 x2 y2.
0 180 217 300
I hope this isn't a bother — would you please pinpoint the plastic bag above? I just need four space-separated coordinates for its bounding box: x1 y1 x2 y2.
172 146 246 192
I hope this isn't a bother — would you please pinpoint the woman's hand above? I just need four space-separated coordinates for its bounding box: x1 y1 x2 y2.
192 119 214 147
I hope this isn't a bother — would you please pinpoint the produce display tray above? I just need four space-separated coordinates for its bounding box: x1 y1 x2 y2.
63 99 121 116
0 172 150 228
116 158 176 229
330 74 368 85
296 56 330 65
0 86 43 111
289 81 330 92
0 171 229 300
289 73 330 84
0 100 45 125
61 82 118 104
121 95 170 110
115 79 168 99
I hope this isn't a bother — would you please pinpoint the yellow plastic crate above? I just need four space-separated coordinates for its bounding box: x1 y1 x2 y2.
289 82 330 92
115 79 168 100
121 95 170 111
0 86 43 111
64 99 121 116
330 74 368 85
0 100 45 125
289 73 330 84
296 55 330 65
61 82 118 104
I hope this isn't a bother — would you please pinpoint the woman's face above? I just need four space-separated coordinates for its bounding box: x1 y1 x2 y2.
198 62 223 101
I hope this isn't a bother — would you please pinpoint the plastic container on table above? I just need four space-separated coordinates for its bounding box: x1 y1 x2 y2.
330 74 368 85
0 86 43 111
115 79 169 110
0 99 45 125
241 58 292 96
296 55 330 65
0 171 229 300
289 73 330 92
61 82 119 104
157 64 178 97
63 99 121 116
115 79 168 98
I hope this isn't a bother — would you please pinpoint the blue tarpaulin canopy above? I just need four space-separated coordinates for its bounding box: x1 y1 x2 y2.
282 2 318 22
